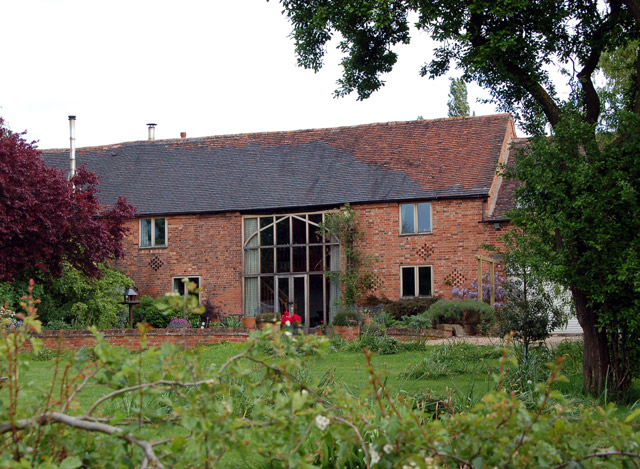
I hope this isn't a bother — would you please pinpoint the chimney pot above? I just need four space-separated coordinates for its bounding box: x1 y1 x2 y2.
147 123 157 141
180 132 187 139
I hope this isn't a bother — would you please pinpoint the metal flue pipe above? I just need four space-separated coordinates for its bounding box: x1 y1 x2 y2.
68 115 76 181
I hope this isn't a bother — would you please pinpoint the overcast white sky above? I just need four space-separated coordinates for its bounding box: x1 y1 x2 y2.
0 0 498 150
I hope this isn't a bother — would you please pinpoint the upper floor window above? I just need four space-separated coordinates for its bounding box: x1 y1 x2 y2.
140 218 167 248
400 202 432 234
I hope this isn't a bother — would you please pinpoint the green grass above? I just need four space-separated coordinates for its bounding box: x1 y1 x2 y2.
12 342 507 413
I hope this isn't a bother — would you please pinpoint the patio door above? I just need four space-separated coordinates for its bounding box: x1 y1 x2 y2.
276 275 308 325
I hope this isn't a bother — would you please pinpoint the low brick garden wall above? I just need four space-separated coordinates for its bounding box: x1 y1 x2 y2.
26 324 463 352
28 328 250 351
332 326 456 342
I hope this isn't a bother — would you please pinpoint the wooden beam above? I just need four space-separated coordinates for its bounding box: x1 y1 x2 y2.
477 257 483 302
489 261 495 306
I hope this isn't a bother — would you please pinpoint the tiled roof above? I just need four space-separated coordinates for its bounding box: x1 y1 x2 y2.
42 114 514 216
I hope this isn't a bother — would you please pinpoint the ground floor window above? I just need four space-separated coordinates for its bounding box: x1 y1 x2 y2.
242 211 341 327
401 266 433 297
172 276 201 303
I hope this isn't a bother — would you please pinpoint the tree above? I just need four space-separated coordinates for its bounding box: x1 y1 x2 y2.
497 263 568 361
447 78 471 117
278 0 640 396
0 118 136 282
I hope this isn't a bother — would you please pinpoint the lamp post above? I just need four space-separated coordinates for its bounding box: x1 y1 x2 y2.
122 288 139 329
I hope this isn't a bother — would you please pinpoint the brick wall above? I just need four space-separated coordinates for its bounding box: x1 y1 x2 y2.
119 212 243 317
355 199 506 300
28 328 249 352
117 199 506 317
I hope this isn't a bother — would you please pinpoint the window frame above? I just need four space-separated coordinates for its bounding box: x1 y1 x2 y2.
139 217 168 248
399 202 432 235
400 265 433 298
171 276 201 303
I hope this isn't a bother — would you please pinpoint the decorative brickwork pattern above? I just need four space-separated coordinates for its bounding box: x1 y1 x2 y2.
417 243 435 260
444 268 468 288
148 256 164 271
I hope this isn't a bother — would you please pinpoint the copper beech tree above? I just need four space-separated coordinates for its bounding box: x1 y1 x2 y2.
0 118 136 281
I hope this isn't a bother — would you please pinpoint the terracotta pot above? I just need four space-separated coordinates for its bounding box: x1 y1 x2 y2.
243 317 256 329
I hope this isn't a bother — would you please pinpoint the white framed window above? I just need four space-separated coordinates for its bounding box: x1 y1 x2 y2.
172 276 201 303
140 218 167 248
401 266 433 297
400 202 432 234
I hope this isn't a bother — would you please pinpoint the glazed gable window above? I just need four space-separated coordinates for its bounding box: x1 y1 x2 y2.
140 218 167 247
401 266 433 297
400 202 432 234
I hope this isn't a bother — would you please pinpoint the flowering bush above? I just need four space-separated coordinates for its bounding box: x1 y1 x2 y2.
452 273 505 308
281 311 302 327
167 317 192 329
0 304 22 329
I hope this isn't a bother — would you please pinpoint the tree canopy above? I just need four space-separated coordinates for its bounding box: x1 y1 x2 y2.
278 0 640 396
0 118 136 282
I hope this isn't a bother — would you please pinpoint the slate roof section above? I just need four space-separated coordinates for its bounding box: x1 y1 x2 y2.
42 114 514 216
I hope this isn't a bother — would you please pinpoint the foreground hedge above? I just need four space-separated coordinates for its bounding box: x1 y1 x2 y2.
1 286 639 468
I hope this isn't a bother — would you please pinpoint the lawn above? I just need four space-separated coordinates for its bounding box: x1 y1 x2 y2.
18 337 634 415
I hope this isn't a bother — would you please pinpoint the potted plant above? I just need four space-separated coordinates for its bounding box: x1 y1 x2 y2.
243 314 256 330
256 312 281 330
281 311 302 334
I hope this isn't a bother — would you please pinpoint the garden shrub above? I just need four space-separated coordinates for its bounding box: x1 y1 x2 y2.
396 314 432 330
1 263 134 329
372 310 398 328
132 295 173 328
425 298 496 334
220 315 243 329
331 309 360 326
382 296 441 320
400 343 499 379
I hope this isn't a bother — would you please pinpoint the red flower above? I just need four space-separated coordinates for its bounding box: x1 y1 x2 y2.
281 311 302 325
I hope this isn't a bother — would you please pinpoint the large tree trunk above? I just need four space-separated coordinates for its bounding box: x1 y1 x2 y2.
572 288 611 396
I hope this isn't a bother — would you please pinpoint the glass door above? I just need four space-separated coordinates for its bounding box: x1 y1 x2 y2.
292 276 307 325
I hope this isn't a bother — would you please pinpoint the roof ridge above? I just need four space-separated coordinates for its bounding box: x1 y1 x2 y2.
42 113 512 151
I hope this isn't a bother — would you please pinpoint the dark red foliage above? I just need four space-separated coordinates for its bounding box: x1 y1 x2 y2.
0 118 137 281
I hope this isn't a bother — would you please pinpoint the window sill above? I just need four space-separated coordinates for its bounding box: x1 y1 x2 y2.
399 232 433 237
138 245 168 250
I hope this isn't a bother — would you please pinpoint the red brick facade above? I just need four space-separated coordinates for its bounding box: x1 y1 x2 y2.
356 199 506 300
118 197 506 317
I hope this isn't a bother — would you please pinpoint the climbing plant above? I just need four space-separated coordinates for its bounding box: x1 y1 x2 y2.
317 204 375 308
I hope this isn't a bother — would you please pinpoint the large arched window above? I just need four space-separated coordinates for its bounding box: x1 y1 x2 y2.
243 212 340 327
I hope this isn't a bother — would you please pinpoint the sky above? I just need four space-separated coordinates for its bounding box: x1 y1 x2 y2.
0 0 498 150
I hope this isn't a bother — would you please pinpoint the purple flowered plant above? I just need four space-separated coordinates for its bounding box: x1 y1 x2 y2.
452 274 505 308
167 317 192 329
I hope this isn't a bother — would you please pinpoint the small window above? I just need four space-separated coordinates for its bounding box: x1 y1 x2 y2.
140 218 167 247
401 266 432 297
400 202 432 234
172 276 201 303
